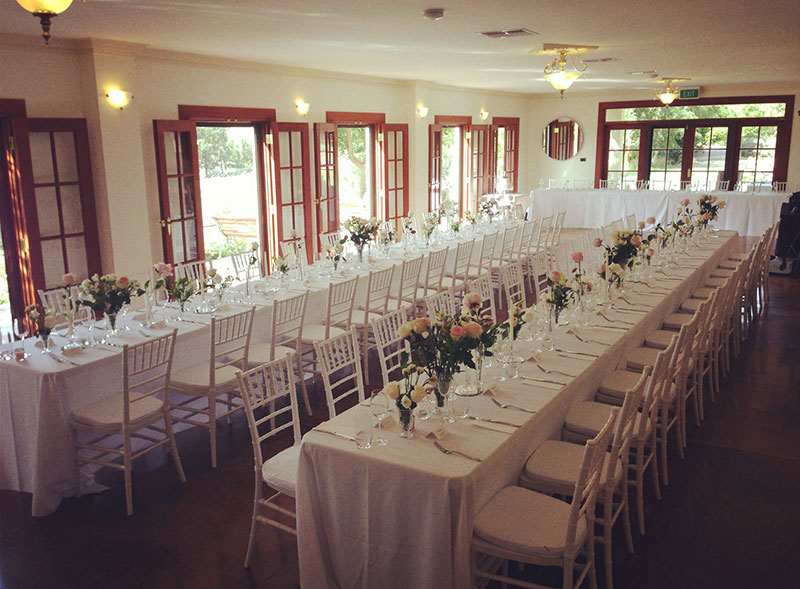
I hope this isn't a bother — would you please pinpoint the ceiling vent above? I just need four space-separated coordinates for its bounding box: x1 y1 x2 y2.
583 57 618 63
480 28 538 39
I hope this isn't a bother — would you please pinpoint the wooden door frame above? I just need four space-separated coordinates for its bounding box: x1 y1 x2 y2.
382 123 409 228
492 116 520 192
313 122 339 251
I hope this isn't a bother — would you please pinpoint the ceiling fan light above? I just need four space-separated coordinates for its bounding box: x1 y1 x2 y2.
16 0 74 44
545 70 582 91
658 90 679 105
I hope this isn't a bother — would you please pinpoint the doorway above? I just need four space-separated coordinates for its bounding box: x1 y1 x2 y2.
337 125 374 220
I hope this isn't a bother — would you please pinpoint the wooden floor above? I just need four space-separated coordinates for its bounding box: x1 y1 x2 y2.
1 267 799 588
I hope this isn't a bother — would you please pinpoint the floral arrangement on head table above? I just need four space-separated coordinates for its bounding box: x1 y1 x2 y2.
696 194 726 227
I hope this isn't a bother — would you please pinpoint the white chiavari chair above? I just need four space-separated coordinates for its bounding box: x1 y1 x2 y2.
314 328 366 417
417 246 449 300
388 256 424 312
512 202 525 220
38 285 93 326
174 259 207 282
532 214 553 254
231 250 262 281
371 308 411 388
471 412 615 589
320 230 341 250
71 330 184 515
499 261 525 311
237 354 302 567
352 265 395 385
547 210 566 248
528 250 550 302
635 179 650 190
466 232 497 282
247 291 311 415
170 307 255 468
443 239 475 300
624 213 637 230
522 373 645 589
466 273 497 323
424 287 457 321
715 180 730 191
610 218 624 233
599 179 610 189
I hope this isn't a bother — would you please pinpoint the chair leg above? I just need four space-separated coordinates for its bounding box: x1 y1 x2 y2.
622 487 635 554
296 346 313 416
362 327 370 386
123 436 133 516
603 502 614 589
650 434 662 501
660 417 669 486
244 482 262 568
165 411 187 483
562 553 575 589
209 394 218 469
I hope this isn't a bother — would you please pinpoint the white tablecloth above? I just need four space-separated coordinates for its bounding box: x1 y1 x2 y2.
296 231 740 588
529 188 786 236
0 222 519 516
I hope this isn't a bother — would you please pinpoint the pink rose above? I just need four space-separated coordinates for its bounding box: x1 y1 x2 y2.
680 198 690 206
450 325 465 339
62 272 76 285
631 235 642 247
647 216 656 225
154 262 173 278
571 252 584 263
679 229 685 236
702 212 710 220
116 276 130 288
463 322 482 339
550 270 563 283
683 216 690 224
648 248 655 256
599 264 606 273
464 292 482 310
593 238 603 247
585 281 593 292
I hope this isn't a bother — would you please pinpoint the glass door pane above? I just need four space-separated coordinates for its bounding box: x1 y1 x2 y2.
607 128 640 189
690 126 727 191
383 123 408 230
649 127 684 191
738 125 777 190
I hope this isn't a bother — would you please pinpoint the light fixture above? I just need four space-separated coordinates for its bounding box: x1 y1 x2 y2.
416 104 429 118
16 0 74 44
479 109 489 121
655 78 690 106
423 8 444 21
535 44 599 98
295 99 310 116
105 88 133 110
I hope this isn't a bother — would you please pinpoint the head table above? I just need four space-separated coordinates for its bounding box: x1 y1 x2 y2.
0 221 516 517
529 188 785 237
297 230 740 588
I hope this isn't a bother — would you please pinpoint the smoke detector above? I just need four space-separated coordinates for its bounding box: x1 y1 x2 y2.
424 8 444 21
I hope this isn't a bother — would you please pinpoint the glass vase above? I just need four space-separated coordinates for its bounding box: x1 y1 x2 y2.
104 311 120 338
39 332 52 354
433 375 452 421
62 309 81 350
398 407 415 439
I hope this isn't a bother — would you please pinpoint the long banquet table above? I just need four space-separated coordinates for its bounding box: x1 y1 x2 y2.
296 230 740 588
0 222 516 516
529 188 785 236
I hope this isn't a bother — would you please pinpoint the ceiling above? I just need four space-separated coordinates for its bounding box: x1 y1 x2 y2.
4 0 800 94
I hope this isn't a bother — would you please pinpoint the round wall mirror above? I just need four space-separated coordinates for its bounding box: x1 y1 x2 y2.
542 118 584 160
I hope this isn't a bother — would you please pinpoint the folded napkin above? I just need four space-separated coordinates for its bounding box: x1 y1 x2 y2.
572 326 622 345
311 422 360 440
422 421 497 461
528 352 582 377
492 384 558 412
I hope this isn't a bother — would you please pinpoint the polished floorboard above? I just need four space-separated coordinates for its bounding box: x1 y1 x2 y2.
1 266 798 589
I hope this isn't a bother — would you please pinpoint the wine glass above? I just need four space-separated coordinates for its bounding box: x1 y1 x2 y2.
12 318 29 360
0 330 11 361
369 390 389 446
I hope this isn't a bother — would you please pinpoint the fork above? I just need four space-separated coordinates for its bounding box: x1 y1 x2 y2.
489 394 537 413
530 356 576 377
568 329 611 346
433 440 483 462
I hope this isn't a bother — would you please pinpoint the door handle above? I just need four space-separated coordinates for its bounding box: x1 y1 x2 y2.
160 217 172 235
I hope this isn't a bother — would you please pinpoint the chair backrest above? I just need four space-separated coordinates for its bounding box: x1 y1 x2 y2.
625 213 637 230
474 231 498 275
498 226 517 263
610 218 624 232
467 273 497 323
565 410 617 550
422 247 449 293
600 223 614 242
425 288 457 321
550 210 566 247
122 330 177 429
314 328 365 417
715 180 730 191
535 215 553 251
280 238 308 266
230 250 262 280
512 203 525 220
38 285 93 325
638 338 677 440
605 366 649 490
361 265 395 318
174 260 207 282
395 256 424 307
271 291 308 353
529 251 550 301
636 179 650 190
371 308 411 387
209 307 256 388
326 275 359 333
500 262 525 311
320 230 341 250
237 354 302 474
516 220 536 258
599 179 609 189
448 239 474 292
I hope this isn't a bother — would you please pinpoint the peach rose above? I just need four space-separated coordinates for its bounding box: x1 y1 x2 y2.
638 221 646 229
550 270 563 283
154 262 173 277
463 321 482 339
631 235 642 247
450 324 465 339
647 216 656 225
593 238 603 247
702 212 710 220
648 248 655 256
680 198 690 206
571 252 583 263
115 276 130 288
464 292 482 310
585 280 593 292
62 272 76 285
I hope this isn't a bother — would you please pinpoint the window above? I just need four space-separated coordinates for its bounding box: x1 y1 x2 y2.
596 96 794 190
430 116 470 213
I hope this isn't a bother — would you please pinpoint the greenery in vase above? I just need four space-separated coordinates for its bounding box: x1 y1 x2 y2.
697 194 726 227
272 254 291 275
202 268 232 292
383 365 426 415
569 253 593 300
168 276 197 304
78 273 142 315
545 271 574 321
421 212 439 243
325 244 346 270
501 303 533 340
24 303 56 339
340 216 379 249
478 196 499 220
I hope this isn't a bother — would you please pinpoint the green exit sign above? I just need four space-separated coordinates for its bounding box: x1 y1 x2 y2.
679 87 700 99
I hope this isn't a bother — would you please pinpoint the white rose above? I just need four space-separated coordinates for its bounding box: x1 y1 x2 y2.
44 315 57 329
410 385 426 403
207 268 217 277
213 274 223 284
384 382 400 400
400 395 413 409
250 242 259 251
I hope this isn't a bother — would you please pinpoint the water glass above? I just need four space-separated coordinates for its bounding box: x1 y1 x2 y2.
370 391 389 446
354 410 373 450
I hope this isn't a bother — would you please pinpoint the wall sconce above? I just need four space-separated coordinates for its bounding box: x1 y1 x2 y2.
105 88 133 110
416 104 429 118
295 99 310 116
16 0 74 44
479 109 489 121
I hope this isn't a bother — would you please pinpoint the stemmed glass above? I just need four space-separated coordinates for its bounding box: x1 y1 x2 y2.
0 330 12 361
12 318 29 360
370 390 389 446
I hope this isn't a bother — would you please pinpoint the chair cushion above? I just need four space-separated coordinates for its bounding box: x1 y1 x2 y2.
662 312 693 330
711 268 734 278
261 444 300 498
728 252 746 261
72 392 163 428
474 486 587 558
691 287 716 300
564 400 619 437
350 311 383 327
626 346 660 371
300 324 346 343
644 330 675 350
521 440 622 496
248 343 294 367
171 364 240 391
680 298 703 313
718 260 737 270
705 277 726 287
598 369 643 397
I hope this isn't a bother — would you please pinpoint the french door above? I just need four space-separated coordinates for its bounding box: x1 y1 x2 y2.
313 122 339 248
470 124 490 210
428 124 443 212
270 122 313 264
381 123 409 229
153 120 204 265
492 117 520 193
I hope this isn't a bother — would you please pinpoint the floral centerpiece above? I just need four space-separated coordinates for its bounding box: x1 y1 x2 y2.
465 210 478 226
341 216 379 262
272 254 291 276
78 273 142 335
59 272 81 348
324 243 346 271
398 313 483 414
697 194 726 228
24 303 57 352
545 270 574 324
479 196 499 222
462 292 505 393
421 212 439 245
383 365 427 438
